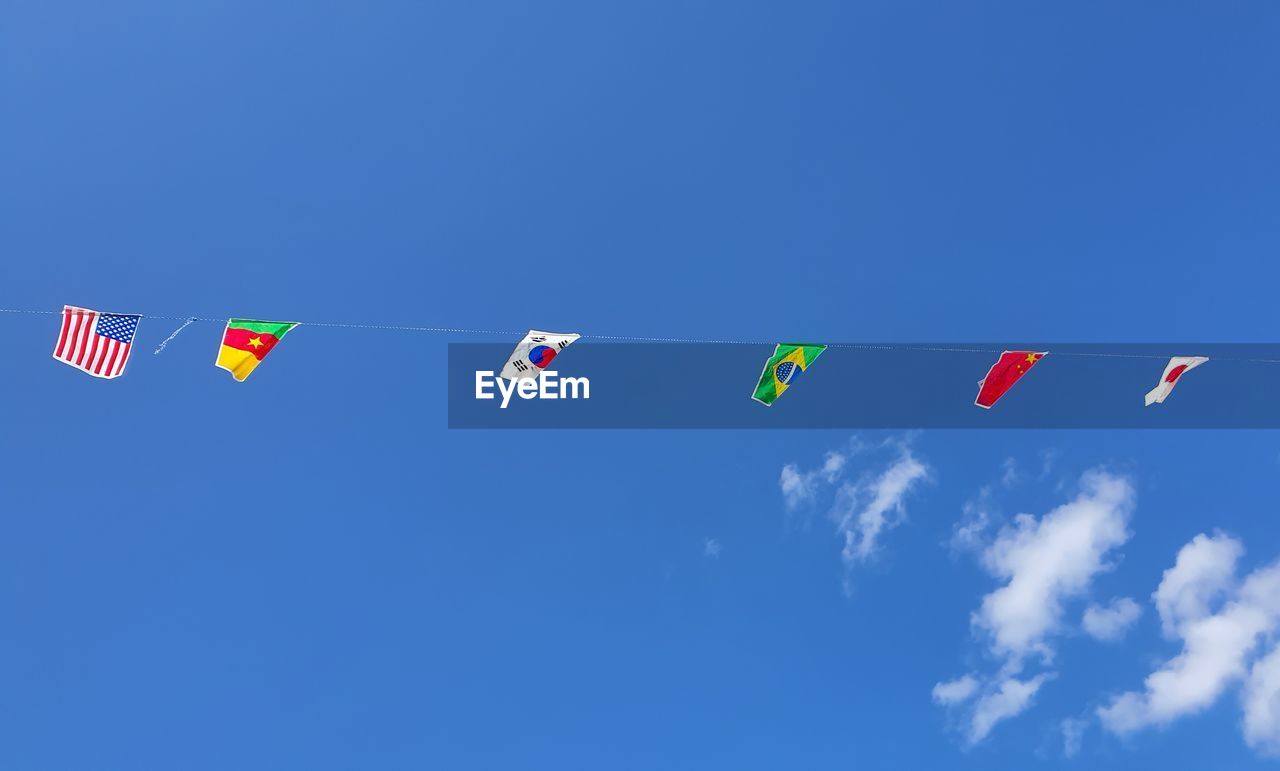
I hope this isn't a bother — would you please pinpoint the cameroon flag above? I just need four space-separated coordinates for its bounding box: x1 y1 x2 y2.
751 343 826 405
216 319 298 381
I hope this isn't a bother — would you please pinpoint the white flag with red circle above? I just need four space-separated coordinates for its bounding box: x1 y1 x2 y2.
1145 356 1208 406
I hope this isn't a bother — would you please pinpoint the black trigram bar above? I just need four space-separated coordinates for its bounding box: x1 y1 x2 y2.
512 359 529 371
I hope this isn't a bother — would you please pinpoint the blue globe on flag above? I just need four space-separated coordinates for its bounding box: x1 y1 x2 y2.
775 360 800 385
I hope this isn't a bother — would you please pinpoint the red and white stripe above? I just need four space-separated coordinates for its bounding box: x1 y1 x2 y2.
51 306 133 379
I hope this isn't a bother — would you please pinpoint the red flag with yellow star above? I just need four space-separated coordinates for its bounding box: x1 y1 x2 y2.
215 319 299 381
975 351 1046 408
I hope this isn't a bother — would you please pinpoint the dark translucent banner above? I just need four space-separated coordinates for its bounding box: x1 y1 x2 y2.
447 343 1280 428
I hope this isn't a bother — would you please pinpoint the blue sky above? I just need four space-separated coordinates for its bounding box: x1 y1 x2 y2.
4 1 1280 768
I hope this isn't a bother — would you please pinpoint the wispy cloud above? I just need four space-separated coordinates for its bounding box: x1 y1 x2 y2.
949 486 994 556
935 671 1056 745
1060 717 1087 758
1001 457 1020 487
1037 449 1059 480
932 675 979 705
968 674 1054 744
834 449 930 567
778 436 930 592
1244 643 1280 755
948 450 1060 557
779 451 847 510
1082 597 1142 642
703 538 722 559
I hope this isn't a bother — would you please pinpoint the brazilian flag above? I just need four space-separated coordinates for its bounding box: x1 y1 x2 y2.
751 344 826 405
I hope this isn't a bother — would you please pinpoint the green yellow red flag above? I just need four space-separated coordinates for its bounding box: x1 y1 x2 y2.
216 319 298 381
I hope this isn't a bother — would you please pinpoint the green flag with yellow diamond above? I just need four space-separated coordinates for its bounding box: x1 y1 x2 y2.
751 343 826 405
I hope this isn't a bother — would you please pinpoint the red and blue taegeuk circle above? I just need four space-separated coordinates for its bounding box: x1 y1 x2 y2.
528 345 557 369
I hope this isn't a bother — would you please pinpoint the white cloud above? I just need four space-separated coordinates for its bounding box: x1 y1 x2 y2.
968 674 1052 745
780 465 815 510
948 452 1060 557
949 487 993 555
703 538 721 559
932 675 979 705
835 449 930 565
779 451 847 510
1038 448 1059 480
1153 532 1242 639
1244 643 1280 755
1001 457 1020 487
934 470 1135 745
950 514 990 555
1060 717 1087 758
975 471 1135 661
779 438 930 591
1083 597 1142 642
1098 534 1280 739
821 452 846 480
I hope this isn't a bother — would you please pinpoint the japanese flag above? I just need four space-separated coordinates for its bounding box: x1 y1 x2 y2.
500 330 581 380
1145 356 1208 406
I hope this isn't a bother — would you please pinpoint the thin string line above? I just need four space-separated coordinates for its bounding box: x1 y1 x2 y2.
153 317 198 354
3 306 1280 363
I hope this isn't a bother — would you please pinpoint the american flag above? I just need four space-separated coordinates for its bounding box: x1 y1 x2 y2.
52 305 141 379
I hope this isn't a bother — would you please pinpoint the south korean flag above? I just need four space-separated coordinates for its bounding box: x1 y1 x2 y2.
500 330 581 380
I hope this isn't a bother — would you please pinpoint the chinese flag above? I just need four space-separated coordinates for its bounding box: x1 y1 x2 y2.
975 351 1047 408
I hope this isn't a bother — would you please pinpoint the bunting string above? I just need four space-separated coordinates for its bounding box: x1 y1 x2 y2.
6 305 1280 365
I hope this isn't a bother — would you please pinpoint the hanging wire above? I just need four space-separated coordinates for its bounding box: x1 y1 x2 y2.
152 317 199 354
